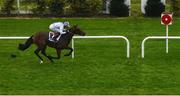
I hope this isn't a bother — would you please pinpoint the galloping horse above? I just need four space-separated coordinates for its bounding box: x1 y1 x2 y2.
18 25 86 63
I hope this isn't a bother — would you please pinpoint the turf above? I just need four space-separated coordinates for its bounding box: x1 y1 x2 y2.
0 17 180 95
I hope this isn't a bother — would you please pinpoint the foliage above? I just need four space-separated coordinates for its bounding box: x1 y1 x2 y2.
131 0 142 16
48 0 64 16
110 0 129 17
31 0 64 16
65 0 103 16
145 0 165 17
32 0 48 15
1 0 15 15
171 0 180 16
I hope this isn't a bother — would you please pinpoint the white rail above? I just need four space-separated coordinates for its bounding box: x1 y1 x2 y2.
0 37 29 40
141 36 180 58
72 36 130 58
0 36 130 59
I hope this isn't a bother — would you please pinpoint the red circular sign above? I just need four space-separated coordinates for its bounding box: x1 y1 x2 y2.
161 14 172 25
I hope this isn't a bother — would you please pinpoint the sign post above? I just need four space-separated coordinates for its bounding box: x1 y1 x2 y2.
161 12 173 53
166 24 168 53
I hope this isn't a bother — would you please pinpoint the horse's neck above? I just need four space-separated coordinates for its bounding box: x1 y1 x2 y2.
58 33 73 45
64 33 73 41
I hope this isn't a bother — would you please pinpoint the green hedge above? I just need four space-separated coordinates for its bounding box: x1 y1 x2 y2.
32 0 64 16
30 0 103 16
110 0 129 17
171 0 180 16
32 0 47 15
65 0 103 16
1 0 15 15
145 0 165 17
48 0 64 16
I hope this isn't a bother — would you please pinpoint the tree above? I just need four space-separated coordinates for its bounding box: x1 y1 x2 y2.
145 0 165 17
171 0 180 16
110 0 129 17
66 0 103 16
32 0 48 15
48 0 64 16
1 0 15 15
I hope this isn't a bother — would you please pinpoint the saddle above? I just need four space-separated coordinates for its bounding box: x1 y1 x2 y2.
49 32 61 42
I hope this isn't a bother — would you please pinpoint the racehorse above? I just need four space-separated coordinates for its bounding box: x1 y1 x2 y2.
18 25 86 64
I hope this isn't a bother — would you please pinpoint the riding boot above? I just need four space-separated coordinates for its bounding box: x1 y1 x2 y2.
54 33 60 42
53 36 58 42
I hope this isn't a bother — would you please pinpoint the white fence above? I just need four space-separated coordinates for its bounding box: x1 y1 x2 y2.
72 36 130 58
0 36 130 58
0 37 29 40
141 36 180 58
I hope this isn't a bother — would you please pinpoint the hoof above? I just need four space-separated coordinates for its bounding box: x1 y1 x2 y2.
40 60 43 64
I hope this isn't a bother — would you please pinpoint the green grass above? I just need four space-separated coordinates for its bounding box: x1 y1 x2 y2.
0 17 180 95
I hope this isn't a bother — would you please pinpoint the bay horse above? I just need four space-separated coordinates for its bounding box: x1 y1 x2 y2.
18 25 86 64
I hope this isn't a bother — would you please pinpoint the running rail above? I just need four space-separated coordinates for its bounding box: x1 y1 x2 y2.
0 37 29 40
0 36 130 59
142 36 180 58
72 36 130 58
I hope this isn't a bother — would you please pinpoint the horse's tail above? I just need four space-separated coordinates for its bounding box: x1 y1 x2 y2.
18 36 33 51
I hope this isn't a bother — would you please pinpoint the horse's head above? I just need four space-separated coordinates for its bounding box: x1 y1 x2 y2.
69 25 86 36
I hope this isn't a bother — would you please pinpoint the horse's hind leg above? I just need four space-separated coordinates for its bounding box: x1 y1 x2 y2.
34 48 43 64
41 47 54 63
64 47 73 56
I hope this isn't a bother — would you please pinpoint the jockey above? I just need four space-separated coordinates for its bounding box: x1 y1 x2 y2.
49 21 70 42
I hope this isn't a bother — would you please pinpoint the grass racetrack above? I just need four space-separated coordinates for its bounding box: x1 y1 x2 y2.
0 17 180 95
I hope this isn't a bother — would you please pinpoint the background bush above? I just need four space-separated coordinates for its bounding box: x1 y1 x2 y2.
110 0 129 17
31 0 64 16
145 0 165 17
48 0 64 16
171 0 180 16
65 0 103 16
1 0 15 15
32 0 47 15
1 0 178 17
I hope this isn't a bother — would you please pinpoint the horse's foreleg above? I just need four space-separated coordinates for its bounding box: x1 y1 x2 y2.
64 47 73 56
41 47 54 63
48 49 61 60
34 48 43 64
